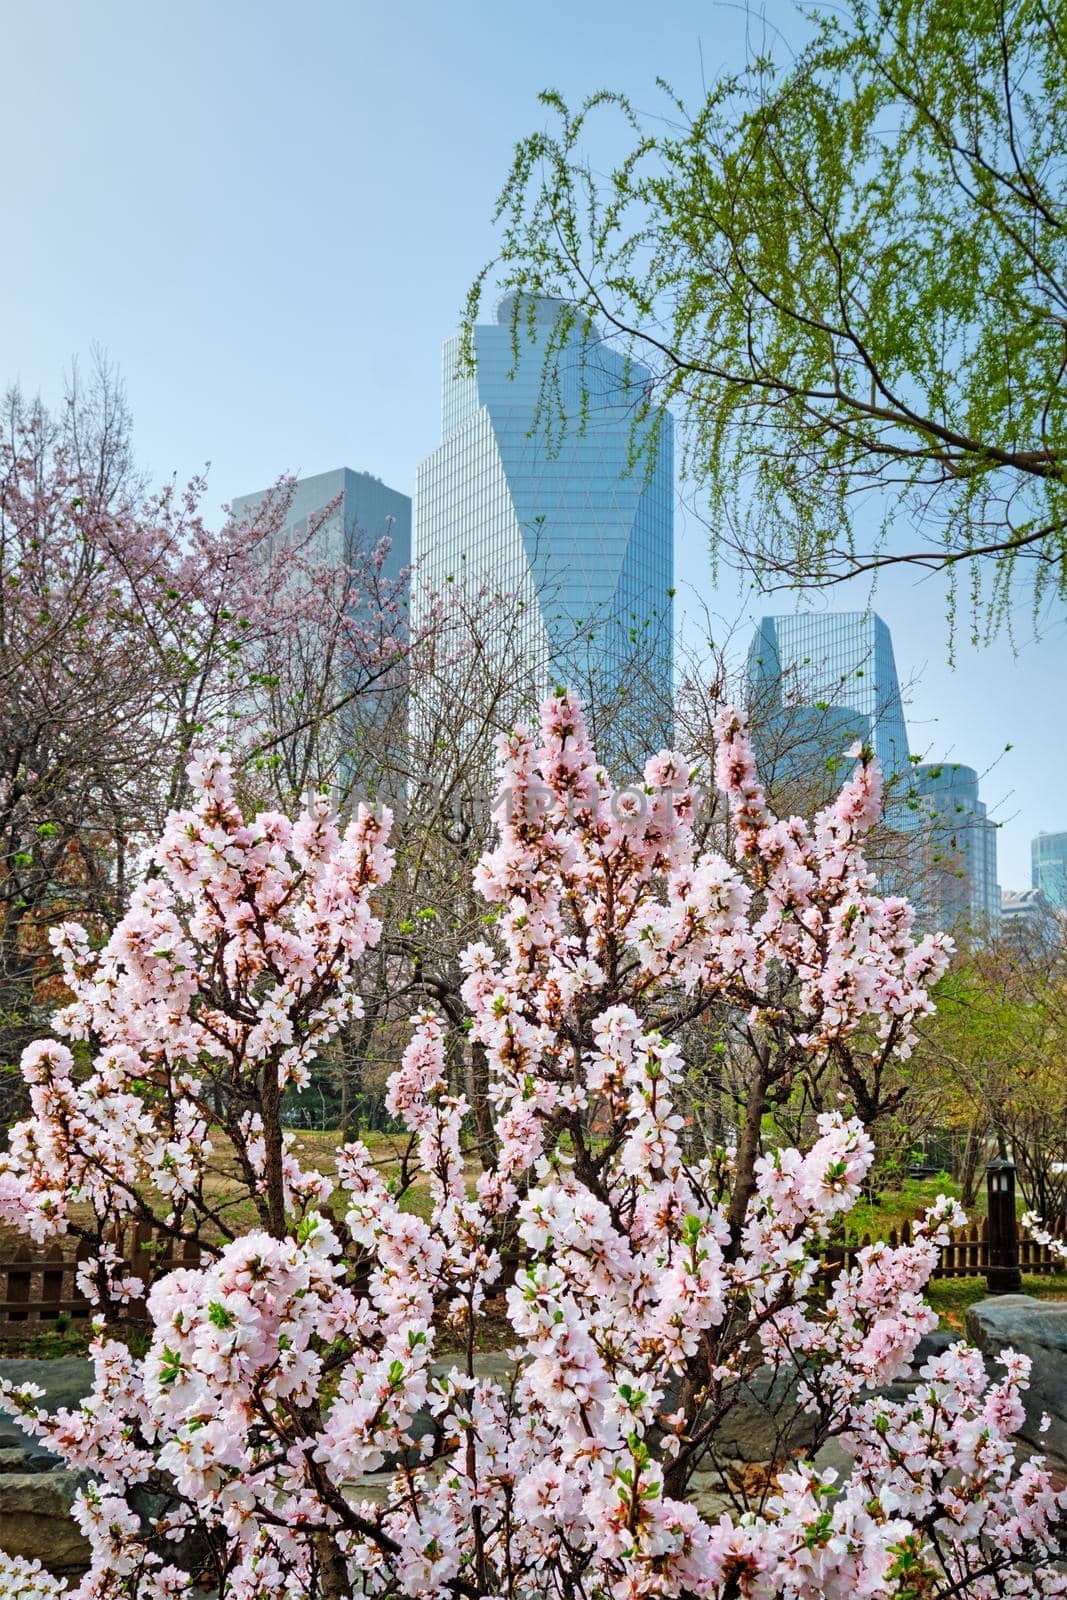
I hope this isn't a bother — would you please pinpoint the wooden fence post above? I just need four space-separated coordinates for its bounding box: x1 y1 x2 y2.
7 1243 32 1322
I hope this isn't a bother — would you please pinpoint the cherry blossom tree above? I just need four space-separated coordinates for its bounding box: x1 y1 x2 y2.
0 381 408 1122
0 693 1062 1598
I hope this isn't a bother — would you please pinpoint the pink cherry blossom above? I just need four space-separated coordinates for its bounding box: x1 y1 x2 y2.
0 693 1059 1600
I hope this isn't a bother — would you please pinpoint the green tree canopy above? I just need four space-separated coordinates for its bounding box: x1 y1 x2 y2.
473 0 1067 639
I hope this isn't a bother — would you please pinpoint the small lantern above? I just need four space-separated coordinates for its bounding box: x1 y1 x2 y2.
985 1158 1022 1295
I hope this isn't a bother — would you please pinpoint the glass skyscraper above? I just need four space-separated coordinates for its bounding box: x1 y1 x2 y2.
745 610 1000 935
414 295 674 761
1032 831 1067 910
1001 887 1061 951
232 467 411 582
910 763 1001 934
746 611 911 783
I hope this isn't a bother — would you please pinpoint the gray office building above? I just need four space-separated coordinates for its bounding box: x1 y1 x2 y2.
1001 887 1061 951
745 610 1000 934
231 467 411 584
910 763 1000 935
231 468 411 795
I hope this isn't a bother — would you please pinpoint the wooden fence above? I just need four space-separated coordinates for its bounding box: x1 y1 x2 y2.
0 1224 201 1324
0 1213 1064 1325
824 1214 1067 1282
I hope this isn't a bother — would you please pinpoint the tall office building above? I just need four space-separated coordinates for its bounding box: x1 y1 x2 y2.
746 612 911 784
910 763 1000 935
232 467 411 581
414 295 674 761
1032 831 1067 910
1001 887 1061 951
745 611 1000 935
231 468 412 795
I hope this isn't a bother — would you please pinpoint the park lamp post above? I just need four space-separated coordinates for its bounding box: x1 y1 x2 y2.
985 1158 1023 1295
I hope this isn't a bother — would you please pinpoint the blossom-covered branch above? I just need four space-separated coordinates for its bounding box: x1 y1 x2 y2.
0 695 1060 1599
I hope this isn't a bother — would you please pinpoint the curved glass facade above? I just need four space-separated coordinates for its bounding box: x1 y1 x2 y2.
414 296 674 762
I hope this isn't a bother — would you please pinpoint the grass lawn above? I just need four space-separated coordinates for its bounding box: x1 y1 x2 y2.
843 1175 977 1244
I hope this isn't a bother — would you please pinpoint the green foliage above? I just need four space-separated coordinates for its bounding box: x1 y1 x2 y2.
477 0 1067 640
842 1174 975 1244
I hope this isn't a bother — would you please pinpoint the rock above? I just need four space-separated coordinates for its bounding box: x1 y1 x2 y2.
711 1364 820 1463
343 1472 395 1507
912 1329 957 1366
0 1358 93 1423
0 1446 56 1475
0 1359 92 1460
0 1469 90 1575
879 1379 919 1404
689 1472 734 1521
0 1362 95 1574
809 1435 855 1485
965 1295 1067 1467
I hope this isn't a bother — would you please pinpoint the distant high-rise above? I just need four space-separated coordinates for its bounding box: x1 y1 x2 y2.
231 468 411 794
746 612 911 785
910 763 1000 935
232 467 411 582
1032 831 1067 910
414 295 674 759
745 610 1000 934
1001 887 1061 951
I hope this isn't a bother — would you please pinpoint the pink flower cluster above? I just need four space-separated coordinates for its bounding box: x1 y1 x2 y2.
0 749 392 1252
1022 1212 1067 1266
0 695 1061 1599
0 1556 67 1600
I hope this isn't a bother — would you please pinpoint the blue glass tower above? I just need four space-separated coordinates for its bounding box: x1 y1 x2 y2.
414 296 674 760
746 612 911 783
910 763 1001 934
1032 831 1067 910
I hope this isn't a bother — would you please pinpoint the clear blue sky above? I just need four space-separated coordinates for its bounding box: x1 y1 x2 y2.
2 0 1063 888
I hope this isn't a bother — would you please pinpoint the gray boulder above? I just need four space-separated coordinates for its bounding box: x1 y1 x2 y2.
809 1435 855 1485
0 1469 91 1575
710 1365 819 1463
688 1470 734 1521
912 1330 958 1365
0 1358 93 1465
965 1295 1067 1467
0 1445 57 1475
0 1360 95 1574
0 1358 93 1421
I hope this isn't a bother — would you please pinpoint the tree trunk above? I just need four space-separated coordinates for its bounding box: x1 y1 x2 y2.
663 1056 770 1498
259 1055 287 1239
958 1119 988 1210
468 1039 499 1171
316 1532 353 1600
